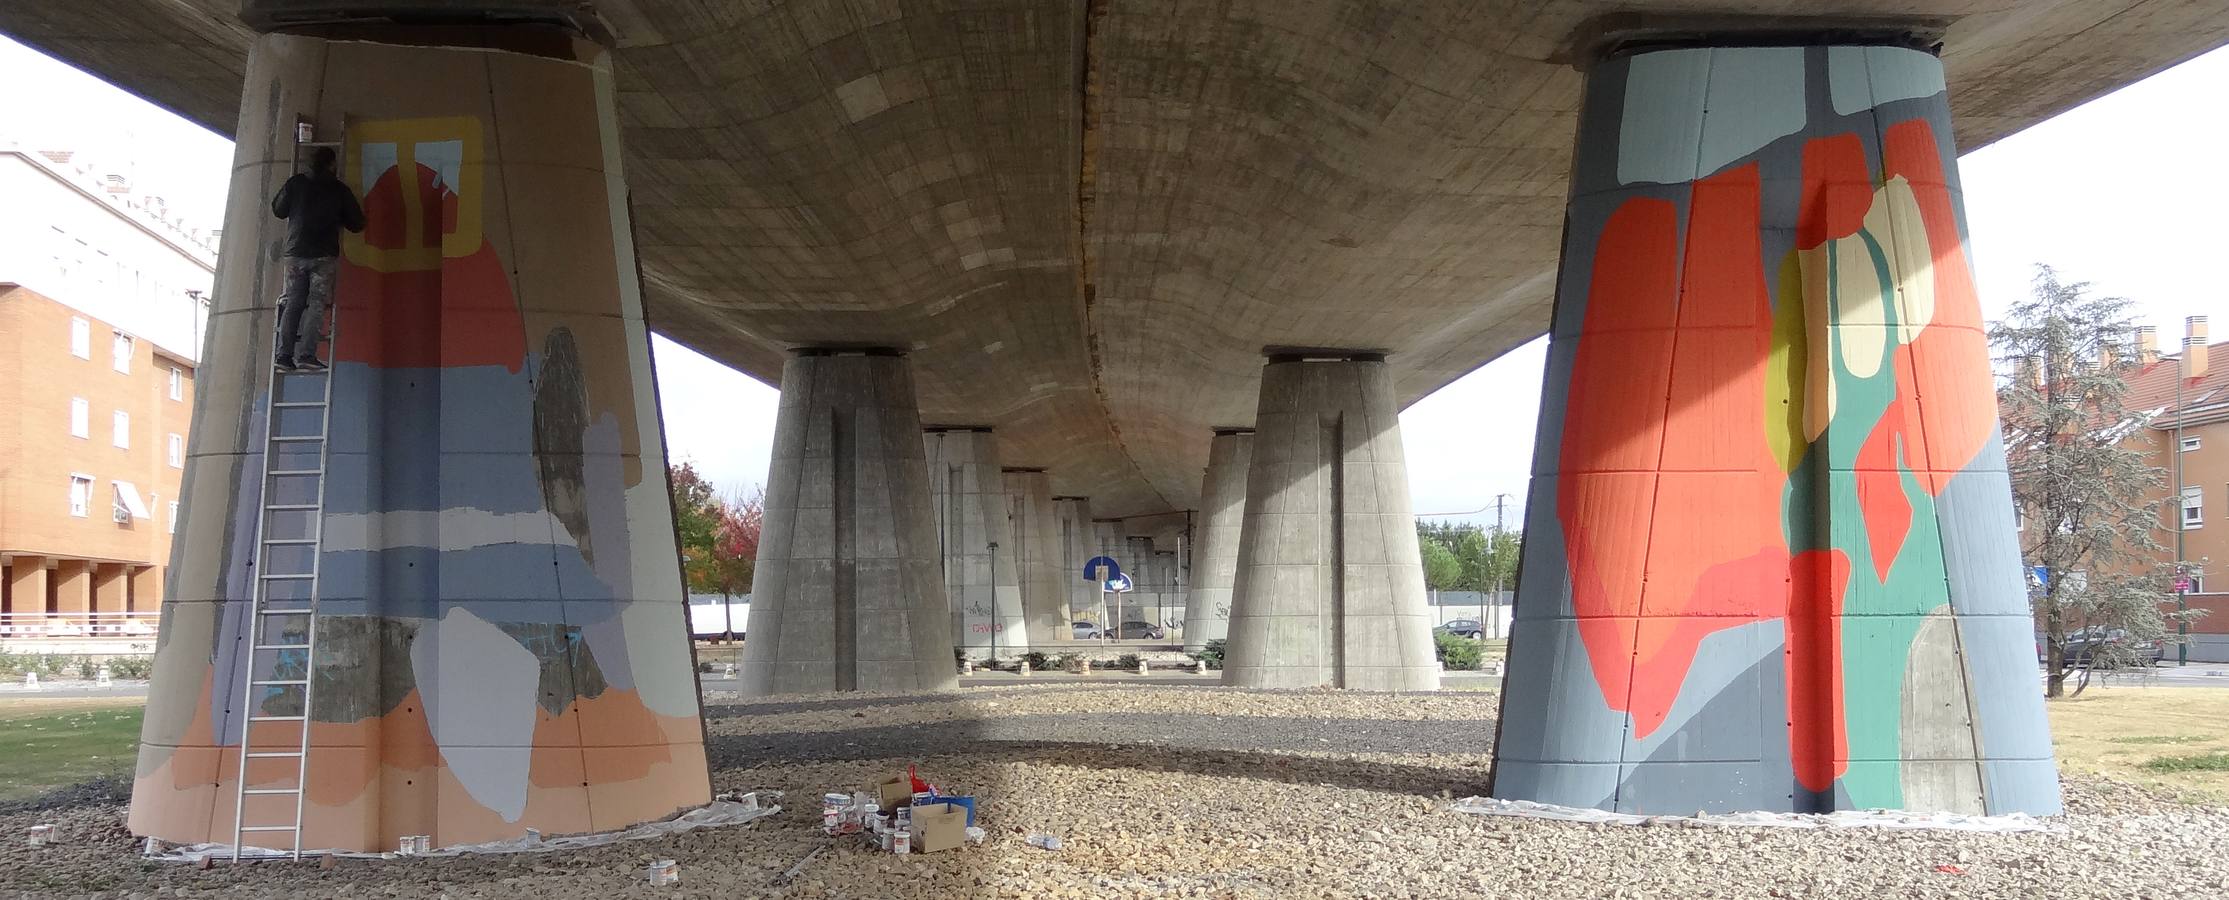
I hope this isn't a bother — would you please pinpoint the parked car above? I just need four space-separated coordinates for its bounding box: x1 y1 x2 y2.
1072 621 1101 640
2050 626 2164 668
1108 620 1165 640
1436 619 1485 639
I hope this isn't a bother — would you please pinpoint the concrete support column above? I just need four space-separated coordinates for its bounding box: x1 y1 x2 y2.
92 563 128 616
4 557 47 620
1184 429 1252 651
924 429 1025 659
1222 354 1436 691
1124 537 1159 631
131 24 709 853
1052 497 1094 639
741 351 957 695
1002 469 1064 649
1490 40 2056 817
128 566 162 616
52 561 91 622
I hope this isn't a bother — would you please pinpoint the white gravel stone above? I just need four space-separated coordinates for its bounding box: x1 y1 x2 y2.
3 685 2225 898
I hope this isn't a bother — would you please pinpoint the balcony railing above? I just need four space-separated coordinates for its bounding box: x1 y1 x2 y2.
0 611 158 638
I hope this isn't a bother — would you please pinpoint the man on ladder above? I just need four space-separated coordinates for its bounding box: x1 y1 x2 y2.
268 145 364 372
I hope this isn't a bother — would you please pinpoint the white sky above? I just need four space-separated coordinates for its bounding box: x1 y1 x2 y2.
4 35 2220 527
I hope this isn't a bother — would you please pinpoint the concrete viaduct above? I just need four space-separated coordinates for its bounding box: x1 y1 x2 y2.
7 0 2221 853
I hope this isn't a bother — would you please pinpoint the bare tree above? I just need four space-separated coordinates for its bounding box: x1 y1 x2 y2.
1993 265 2187 697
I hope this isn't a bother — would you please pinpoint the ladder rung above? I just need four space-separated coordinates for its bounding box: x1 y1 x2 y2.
266 469 323 476
271 401 326 408
297 140 343 147
238 825 301 832
270 436 323 442
264 503 320 510
263 538 318 545
251 679 310 686
261 573 314 580
255 644 311 651
248 715 307 722
258 607 312 615
242 788 301 795
245 751 303 758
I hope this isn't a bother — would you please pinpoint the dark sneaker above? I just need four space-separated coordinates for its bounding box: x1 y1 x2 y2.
275 358 297 372
296 356 328 371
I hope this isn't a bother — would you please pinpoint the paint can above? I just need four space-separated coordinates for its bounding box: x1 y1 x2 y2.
295 122 315 144
822 808 842 833
27 825 53 847
405 835 431 854
892 830 910 855
910 791 934 808
141 836 161 856
879 828 894 851
646 859 679 886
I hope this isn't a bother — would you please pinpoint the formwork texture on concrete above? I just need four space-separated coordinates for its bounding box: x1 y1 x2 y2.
1184 430 1252 652
9 3 2223 519
1223 358 1437 692
925 430 1027 659
1002 469 1066 650
741 353 958 696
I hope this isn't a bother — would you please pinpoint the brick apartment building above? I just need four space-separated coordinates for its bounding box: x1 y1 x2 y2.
2127 318 2227 662
0 144 214 637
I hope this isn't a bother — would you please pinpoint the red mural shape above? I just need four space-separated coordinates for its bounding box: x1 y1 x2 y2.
1561 163 1795 738
332 160 525 372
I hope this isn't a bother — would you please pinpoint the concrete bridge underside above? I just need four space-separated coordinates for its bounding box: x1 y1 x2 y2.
8 0 2226 517
14 0 2225 849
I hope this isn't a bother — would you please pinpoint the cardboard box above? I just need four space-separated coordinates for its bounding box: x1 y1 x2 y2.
908 802 966 853
874 776 911 810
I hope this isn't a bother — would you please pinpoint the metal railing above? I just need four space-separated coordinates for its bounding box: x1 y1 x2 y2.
0 611 159 638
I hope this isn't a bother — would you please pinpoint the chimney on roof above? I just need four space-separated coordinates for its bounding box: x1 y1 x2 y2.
103 173 129 194
2137 326 2159 365
2101 339 2120 371
38 150 72 165
2015 356 2041 390
2186 316 2210 380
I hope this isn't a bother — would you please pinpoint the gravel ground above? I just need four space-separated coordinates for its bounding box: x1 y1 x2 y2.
2 684 2225 898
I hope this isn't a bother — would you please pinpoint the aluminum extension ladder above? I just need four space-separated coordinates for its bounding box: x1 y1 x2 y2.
229 133 345 861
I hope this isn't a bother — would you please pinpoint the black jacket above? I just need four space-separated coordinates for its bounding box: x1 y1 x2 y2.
270 172 366 259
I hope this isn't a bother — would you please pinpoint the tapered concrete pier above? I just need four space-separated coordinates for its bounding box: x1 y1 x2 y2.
740 350 958 696
1222 355 1436 691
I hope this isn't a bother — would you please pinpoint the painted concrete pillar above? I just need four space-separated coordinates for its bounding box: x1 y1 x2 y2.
92 563 128 616
740 351 956 695
129 566 162 615
1053 497 1094 639
1184 429 1251 651
1221 355 1436 691
130 25 709 853
52 560 91 620
4 557 46 618
923 429 1025 659
1490 41 2057 816
1002 469 1064 649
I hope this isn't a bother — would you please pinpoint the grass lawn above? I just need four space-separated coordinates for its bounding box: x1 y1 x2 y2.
2048 686 2229 802
0 698 145 802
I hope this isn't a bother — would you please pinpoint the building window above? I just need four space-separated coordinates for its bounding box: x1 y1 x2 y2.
69 474 92 517
69 397 89 438
2180 436 2202 453
2183 486 2206 529
112 410 129 449
70 317 90 359
168 367 183 401
168 501 179 535
112 333 133 374
167 433 183 468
